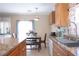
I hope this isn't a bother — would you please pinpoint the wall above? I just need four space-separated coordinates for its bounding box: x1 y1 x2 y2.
10 15 50 40
50 24 57 32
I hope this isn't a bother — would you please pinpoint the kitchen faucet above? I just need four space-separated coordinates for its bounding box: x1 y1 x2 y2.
67 22 77 39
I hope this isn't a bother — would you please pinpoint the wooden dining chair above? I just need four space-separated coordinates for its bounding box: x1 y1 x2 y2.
41 33 47 48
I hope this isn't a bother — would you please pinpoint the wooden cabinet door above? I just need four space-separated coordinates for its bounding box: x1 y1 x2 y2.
66 50 74 56
53 41 74 56
55 4 61 26
60 3 69 27
55 3 69 27
19 40 26 56
52 12 55 24
19 46 26 56
49 12 52 25
49 11 55 25
53 42 64 56
9 47 19 56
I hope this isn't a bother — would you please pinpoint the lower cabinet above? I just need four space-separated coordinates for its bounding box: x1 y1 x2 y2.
19 40 26 56
53 42 67 56
53 40 74 56
9 46 19 56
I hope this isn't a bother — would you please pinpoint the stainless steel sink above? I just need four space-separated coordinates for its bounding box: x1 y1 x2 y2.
64 42 79 47
57 38 79 47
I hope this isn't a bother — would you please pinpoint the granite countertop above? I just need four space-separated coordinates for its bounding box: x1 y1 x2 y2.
49 36 79 56
64 34 79 40
0 36 20 56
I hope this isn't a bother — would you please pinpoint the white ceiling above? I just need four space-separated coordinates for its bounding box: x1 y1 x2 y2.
0 3 55 15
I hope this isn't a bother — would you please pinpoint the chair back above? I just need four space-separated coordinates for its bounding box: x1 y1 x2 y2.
44 33 47 42
12 33 15 38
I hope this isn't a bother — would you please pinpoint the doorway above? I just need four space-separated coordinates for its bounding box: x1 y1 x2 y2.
17 20 34 42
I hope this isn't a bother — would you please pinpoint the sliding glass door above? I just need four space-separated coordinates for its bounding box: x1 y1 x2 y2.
17 20 34 42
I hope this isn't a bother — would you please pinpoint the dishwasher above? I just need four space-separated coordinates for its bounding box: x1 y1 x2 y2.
47 38 53 56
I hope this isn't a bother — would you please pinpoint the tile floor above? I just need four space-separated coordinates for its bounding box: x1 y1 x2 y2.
26 44 50 56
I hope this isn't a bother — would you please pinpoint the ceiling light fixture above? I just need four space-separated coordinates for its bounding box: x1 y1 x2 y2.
34 8 40 21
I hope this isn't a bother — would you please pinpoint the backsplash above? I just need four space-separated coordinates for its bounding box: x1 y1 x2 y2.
51 24 68 37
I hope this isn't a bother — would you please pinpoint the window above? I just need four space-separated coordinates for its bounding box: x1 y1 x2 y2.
17 20 34 42
0 17 11 34
69 4 79 36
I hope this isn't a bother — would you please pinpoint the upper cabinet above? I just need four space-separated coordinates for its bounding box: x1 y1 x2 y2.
49 11 55 25
55 3 69 27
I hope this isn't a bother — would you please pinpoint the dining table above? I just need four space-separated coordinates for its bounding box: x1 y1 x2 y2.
26 35 41 51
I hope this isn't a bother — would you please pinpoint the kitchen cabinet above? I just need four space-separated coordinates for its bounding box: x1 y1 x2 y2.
53 41 68 56
9 46 19 56
55 3 69 27
49 11 55 25
53 39 74 56
19 40 26 56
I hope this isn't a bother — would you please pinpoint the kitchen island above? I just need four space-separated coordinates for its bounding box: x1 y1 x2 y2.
0 35 26 56
3 39 26 56
49 36 79 56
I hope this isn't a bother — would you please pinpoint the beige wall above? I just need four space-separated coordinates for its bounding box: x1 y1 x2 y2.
10 15 50 40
